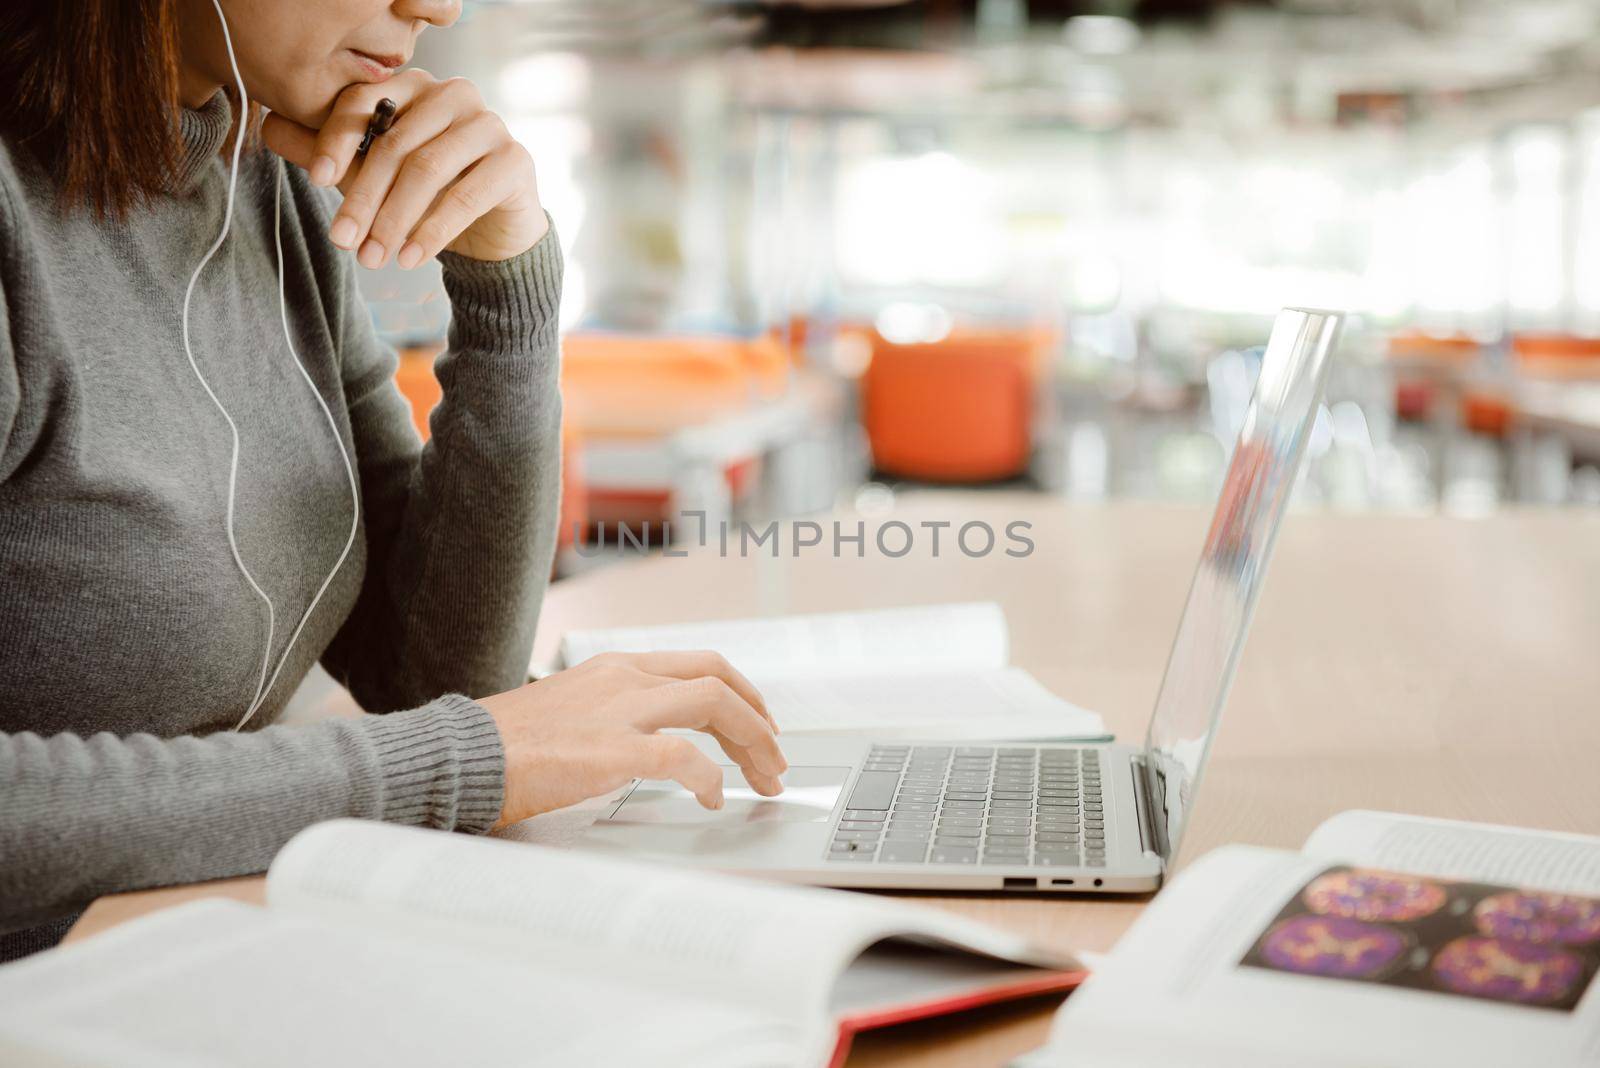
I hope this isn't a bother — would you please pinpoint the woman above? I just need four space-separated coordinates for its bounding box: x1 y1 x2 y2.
0 0 785 958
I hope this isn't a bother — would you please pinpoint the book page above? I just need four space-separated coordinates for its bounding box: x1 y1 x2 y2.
557 602 1009 680
268 820 856 1018
266 820 1068 1035
1033 845 1600 1067
1303 810 1600 894
0 901 796 1068
747 667 1108 740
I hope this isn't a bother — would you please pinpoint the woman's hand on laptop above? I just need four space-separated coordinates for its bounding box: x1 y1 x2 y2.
477 652 786 829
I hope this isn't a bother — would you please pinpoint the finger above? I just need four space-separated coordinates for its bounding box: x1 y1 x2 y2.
707 729 785 797
637 677 786 777
309 69 436 191
580 653 666 692
393 146 525 269
638 735 725 810
333 81 482 263
628 651 777 734
368 112 507 270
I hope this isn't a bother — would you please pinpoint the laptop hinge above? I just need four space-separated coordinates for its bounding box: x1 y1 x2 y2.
1130 755 1162 864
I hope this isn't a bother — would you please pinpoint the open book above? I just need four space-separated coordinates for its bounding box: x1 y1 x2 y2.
0 820 1084 1068
557 602 1108 741
1024 810 1600 1067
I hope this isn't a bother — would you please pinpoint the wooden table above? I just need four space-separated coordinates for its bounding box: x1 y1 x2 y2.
67 495 1600 1065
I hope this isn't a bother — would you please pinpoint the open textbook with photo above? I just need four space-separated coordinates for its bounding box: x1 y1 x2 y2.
1024 810 1600 1068
0 820 1084 1068
556 601 1108 741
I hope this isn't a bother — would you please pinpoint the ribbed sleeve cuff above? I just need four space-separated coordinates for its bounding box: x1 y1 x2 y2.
363 694 505 835
437 212 563 358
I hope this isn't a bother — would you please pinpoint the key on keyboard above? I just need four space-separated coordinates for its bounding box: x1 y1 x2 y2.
826 745 1103 867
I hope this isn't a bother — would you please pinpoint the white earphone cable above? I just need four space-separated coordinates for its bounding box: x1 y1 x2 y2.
184 0 360 732
182 0 275 719
236 160 362 730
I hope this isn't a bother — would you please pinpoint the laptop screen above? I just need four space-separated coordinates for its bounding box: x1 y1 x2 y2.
1141 308 1344 863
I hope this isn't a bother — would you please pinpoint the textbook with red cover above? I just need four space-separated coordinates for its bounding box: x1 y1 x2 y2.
0 820 1086 1067
827 956 1084 1067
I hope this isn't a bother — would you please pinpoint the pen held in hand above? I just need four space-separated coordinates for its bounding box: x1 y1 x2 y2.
356 98 398 156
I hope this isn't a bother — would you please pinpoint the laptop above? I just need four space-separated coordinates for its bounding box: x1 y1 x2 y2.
575 308 1344 892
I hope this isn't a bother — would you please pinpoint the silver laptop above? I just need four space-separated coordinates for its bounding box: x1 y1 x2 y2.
576 308 1344 892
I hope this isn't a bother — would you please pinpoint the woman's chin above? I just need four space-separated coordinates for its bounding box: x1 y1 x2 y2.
255 86 340 130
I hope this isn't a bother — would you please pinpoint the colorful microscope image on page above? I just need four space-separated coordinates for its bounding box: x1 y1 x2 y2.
1239 866 1600 1012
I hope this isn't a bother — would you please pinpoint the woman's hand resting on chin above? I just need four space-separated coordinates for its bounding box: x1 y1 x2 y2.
476 652 787 830
262 69 548 268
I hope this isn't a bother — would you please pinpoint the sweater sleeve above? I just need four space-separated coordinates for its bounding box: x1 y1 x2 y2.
316 219 564 711
0 695 503 936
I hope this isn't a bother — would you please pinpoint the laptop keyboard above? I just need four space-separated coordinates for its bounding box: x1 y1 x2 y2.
826 746 1105 868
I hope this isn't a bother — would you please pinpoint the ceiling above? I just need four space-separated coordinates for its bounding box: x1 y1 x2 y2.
457 0 1600 127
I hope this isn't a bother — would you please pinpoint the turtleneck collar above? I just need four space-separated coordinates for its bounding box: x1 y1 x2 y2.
170 89 235 194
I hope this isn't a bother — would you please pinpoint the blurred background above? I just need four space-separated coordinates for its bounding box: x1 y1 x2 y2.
367 0 1600 575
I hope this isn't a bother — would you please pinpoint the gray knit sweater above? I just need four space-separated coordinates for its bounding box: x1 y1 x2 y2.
0 91 563 954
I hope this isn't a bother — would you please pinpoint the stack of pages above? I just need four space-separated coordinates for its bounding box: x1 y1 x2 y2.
0 820 1085 1068
557 601 1108 741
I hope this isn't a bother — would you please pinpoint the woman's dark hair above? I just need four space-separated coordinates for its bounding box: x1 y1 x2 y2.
0 0 186 218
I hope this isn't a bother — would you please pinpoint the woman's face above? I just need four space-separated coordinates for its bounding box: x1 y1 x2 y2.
178 0 462 125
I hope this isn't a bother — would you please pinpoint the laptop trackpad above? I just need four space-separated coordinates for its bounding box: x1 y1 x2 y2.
608 765 850 825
